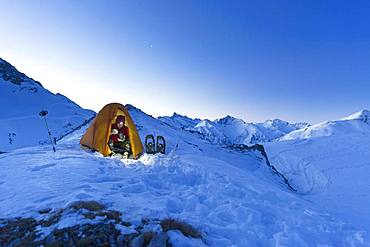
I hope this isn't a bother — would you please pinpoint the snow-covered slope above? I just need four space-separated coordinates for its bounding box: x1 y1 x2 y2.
0 58 95 152
281 110 370 140
169 114 309 145
265 110 370 233
128 104 290 188
0 59 368 245
0 107 367 246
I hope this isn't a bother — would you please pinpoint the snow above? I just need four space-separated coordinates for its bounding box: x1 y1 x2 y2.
342 110 370 121
0 108 368 246
160 112 309 145
265 110 370 233
158 112 201 130
266 132 370 234
0 58 369 246
0 69 94 152
168 231 206 247
281 110 370 141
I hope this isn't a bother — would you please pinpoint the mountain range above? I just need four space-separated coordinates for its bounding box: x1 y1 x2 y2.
0 57 369 246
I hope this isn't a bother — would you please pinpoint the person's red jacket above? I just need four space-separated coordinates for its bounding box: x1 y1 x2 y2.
110 134 120 143
111 124 130 142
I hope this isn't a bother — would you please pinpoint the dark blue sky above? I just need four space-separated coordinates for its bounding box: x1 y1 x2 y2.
1 0 369 123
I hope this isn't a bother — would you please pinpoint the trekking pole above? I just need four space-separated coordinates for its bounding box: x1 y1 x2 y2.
39 110 56 152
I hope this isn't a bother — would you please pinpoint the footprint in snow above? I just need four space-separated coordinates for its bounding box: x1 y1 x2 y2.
30 163 57 172
81 176 123 184
166 198 184 213
120 183 147 193
98 167 106 174
56 156 85 161
73 184 92 190
74 184 97 193
34 195 57 203
75 193 93 200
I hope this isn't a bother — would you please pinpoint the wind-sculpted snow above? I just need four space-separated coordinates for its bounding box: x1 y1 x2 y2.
266 132 370 234
0 127 367 246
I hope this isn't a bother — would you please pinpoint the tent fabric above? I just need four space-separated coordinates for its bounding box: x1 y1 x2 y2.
80 103 143 159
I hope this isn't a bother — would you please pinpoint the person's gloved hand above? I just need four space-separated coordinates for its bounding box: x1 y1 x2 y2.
118 133 126 142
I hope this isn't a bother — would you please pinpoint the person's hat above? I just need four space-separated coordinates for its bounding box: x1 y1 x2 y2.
116 115 126 124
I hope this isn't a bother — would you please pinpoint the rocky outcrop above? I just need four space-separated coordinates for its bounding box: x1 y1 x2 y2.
0 201 203 247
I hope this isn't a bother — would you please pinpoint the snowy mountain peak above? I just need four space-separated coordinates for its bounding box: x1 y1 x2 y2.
125 104 140 112
0 57 42 87
158 112 201 130
125 104 154 118
263 119 309 130
342 109 370 122
263 119 289 127
195 119 215 128
0 58 95 152
216 115 246 125
171 112 199 121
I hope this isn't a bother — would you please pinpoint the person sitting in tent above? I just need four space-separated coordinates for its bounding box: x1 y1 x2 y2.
80 103 143 159
108 115 131 158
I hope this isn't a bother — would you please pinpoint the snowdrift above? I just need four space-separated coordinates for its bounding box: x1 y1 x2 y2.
266 110 370 232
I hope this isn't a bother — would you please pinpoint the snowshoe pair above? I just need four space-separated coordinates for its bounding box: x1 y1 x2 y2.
145 135 166 154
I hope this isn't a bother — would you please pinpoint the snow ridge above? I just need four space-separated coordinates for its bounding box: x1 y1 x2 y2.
0 58 95 152
282 110 370 141
158 113 201 130
0 57 42 86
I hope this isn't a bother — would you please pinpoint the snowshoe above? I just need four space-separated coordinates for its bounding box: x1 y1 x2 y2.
145 135 156 154
156 135 166 154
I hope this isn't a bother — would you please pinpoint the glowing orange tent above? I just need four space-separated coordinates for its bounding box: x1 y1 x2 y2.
80 103 143 159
